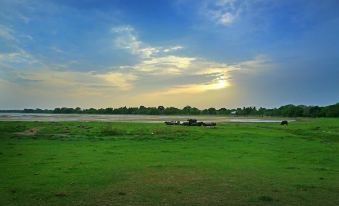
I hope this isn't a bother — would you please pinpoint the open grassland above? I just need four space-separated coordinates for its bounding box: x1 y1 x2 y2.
0 118 338 206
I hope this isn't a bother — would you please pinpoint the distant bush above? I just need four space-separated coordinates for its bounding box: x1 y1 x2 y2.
2 102 339 117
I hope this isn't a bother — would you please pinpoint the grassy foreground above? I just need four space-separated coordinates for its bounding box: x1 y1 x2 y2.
0 119 338 206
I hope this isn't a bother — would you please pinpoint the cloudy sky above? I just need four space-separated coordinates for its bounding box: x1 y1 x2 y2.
0 0 338 109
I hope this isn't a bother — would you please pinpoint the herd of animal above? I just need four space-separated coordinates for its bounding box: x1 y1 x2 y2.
164 119 216 127
165 119 289 126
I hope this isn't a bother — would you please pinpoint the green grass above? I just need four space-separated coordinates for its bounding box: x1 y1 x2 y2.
0 118 338 206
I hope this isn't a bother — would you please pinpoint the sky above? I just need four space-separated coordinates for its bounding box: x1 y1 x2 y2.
0 0 338 109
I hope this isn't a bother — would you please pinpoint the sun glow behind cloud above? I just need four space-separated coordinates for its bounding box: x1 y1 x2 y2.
162 77 231 95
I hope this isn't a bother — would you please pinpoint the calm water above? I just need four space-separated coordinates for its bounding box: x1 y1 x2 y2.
0 113 294 123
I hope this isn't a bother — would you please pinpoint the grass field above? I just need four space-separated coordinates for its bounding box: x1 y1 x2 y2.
0 118 338 206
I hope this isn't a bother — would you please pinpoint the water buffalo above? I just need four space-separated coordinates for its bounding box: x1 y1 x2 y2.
165 121 181 125
280 120 288 125
181 121 190 126
181 119 203 126
187 119 197 124
190 121 204 126
166 119 216 127
203 122 217 127
164 121 174 125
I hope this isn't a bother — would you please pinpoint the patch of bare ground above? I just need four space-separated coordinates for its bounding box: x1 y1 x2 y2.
15 128 40 136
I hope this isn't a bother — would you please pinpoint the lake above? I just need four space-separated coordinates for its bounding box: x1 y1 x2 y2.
0 113 294 123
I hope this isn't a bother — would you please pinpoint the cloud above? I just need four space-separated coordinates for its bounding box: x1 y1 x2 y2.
112 25 159 58
0 24 270 98
108 25 271 96
0 24 33 43
135 55 195 74
157 76 231 95
111 25 134 33
50 46 65 53
0 25 40 69
145 59 234 94
111 25 184 58
236 55 272 72
96 72 137 90
0 25 16 41
213 11 237 25
1 68 138 94
0 50 40 68
136 54 270 95
163 46 184 53
0 23 271 108
201 0 244 26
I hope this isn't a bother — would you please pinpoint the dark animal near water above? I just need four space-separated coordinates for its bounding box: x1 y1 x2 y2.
280 120 288 125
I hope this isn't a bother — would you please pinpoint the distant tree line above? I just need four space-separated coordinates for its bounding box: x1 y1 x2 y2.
1 103 339 117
